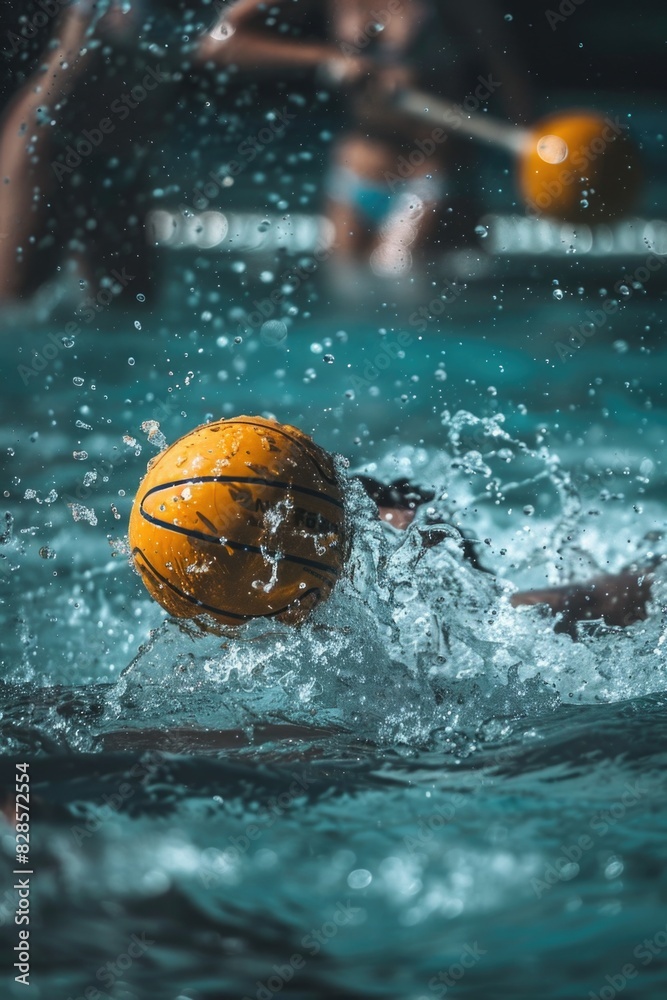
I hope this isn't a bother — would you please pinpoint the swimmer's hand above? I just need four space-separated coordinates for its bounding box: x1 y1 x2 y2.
320 56 412 94
318 54 375 88
511 568 654 636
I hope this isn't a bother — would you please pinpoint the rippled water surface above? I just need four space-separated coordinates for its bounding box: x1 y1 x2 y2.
1 256 667 998
1 0 667 983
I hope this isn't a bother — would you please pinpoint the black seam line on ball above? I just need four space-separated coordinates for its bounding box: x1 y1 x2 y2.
137 505 341 578
142 475 345 510
225 419 340 487
167 419 339 488
132 547 321 621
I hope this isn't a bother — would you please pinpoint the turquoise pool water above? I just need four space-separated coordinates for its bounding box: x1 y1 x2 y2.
1 2 667 989
1 252 667 998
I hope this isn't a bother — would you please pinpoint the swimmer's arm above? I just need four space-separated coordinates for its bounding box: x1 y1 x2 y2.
197 31 337 74
195 0 368 81
511 568 654 635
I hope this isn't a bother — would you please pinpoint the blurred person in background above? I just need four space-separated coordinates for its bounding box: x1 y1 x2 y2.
0 0 174 309
0 0 529 307
198 0 531 287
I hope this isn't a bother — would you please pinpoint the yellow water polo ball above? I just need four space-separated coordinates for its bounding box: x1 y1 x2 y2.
519 110 641 222
128 416 346 628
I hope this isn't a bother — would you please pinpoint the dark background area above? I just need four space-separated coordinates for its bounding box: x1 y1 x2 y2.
1 0 665 102
0 0 665 257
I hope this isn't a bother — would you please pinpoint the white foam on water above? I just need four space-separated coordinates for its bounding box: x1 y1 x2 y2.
106 412 667 749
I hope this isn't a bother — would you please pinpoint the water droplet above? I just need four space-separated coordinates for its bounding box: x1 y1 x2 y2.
605 859 624 880
323 354 335 364
474 224 488 238
260 320 287 346
504 12 513 20
134 320 142 330
141 420 168 451
72 376 84 386
136 293 145 302
536 134 568 164
553 288 564 300
128 357 135 366
348 868 372 889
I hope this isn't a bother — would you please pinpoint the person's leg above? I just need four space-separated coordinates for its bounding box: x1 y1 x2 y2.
0 87 62 300
368 168 445 277
0 5 96 302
